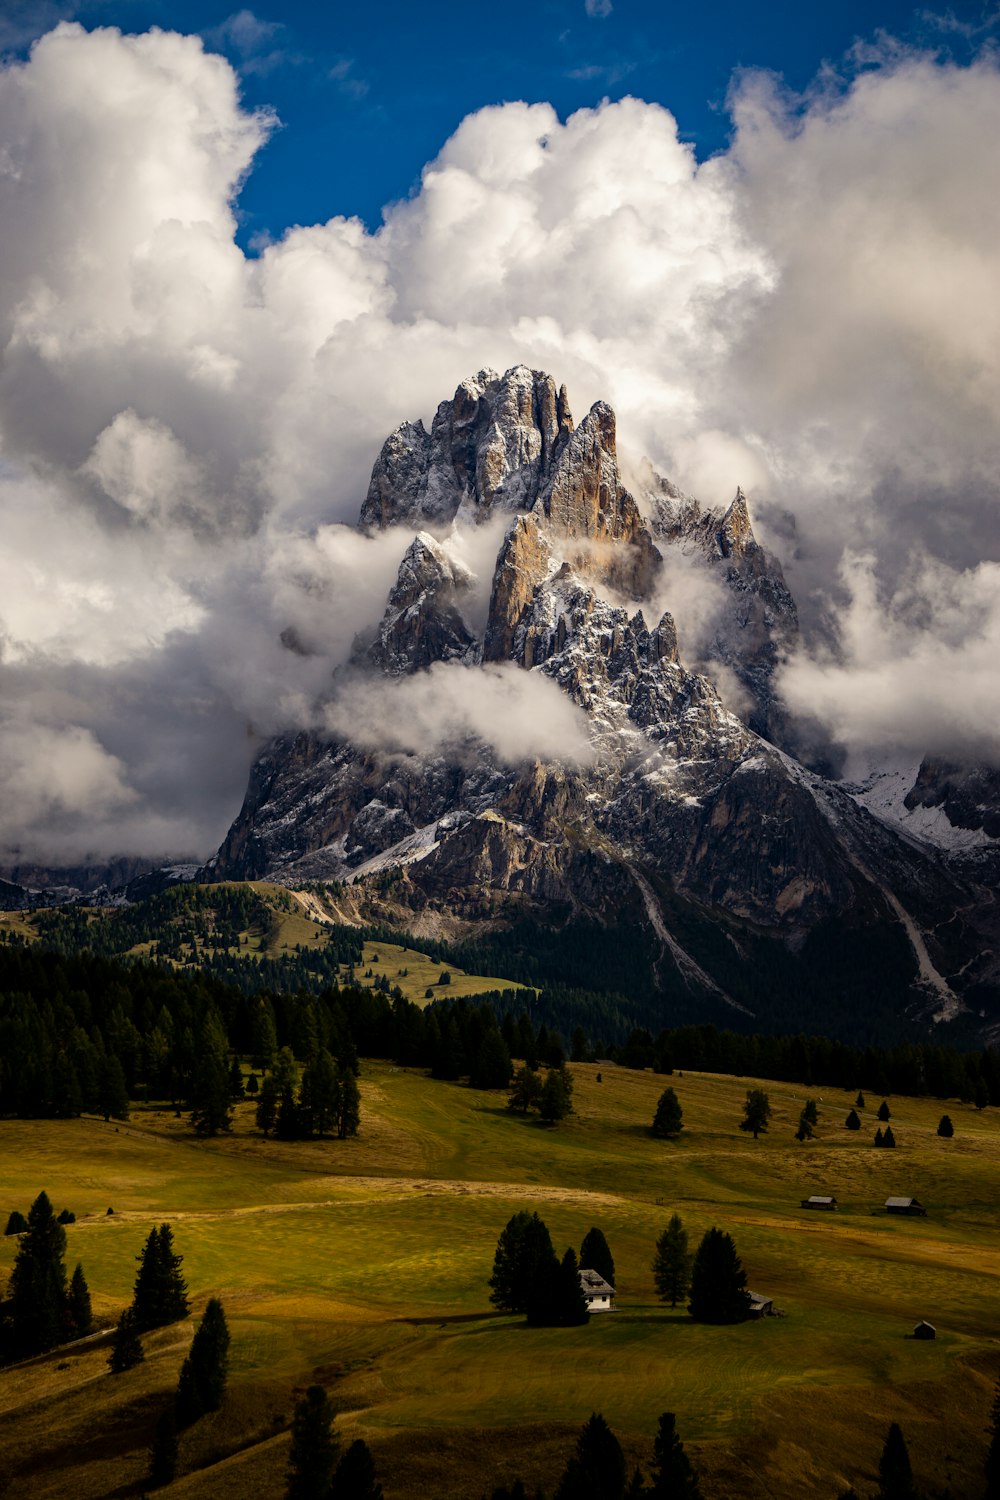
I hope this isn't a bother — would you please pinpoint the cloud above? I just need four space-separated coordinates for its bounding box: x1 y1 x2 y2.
324 661 595 768
584 0 613 16
1 22 999 861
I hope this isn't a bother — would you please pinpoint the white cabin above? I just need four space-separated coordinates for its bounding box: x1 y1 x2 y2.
578 1268 616 1312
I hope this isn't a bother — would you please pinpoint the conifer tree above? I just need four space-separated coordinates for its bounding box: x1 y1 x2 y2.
845 1109 862 1130
256 1074 279 1134
275 1084 302 1140
4 1209 27 1236
580 1227 615 1288
795 1108 815 1141
332 1438 384 1499
334 1064 361 1139
189 1048 233 1136
554 1412 627 1500
937 1114 954 1138
300 1047 338 1137
67 1262 93 1338
132 1223 189 1331
883 1124 897 1148
507 1065 542 1115
97 1052 130 1122
228 1056 245 1102
653 1213 691 1308
148 1406 178 1488
878 1099 891 1122
876 1422 917 1499
552 1246 590 1326
648 1411 702 1499
108 1308 144 1373
539 1065 573 1125
688 1228 751 1324
874 1127 885 1148
286 1383 340 1500
651 1086 684 1138
856 1091 866 1108
175 1297 230 1425
470 1029 513 1091
490 1212 556 1315
739 1089 771 1139
6 1190 68 1357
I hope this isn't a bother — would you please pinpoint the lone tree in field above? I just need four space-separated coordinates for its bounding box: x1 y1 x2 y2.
286 1384 340 1500
5 1190 69 1357
649 1412 702 1499
539 1065 574 1125
554 1412 627 1500
855 1091 866 1109
985 1370 1000 1499
653 1213 691 1308
739 1089 771 1140
688 1228 751 1324
175 1297 230 1425
108 1308 144 1373
845 1108 862 1130
878 1099 892 1122
795 1107 815 1142
333 1438 384 1499
580 1227 615 1288
651 1086 684 1138
132 1223 189 1331
507 1065 542 1115
876 1422 918 1499
489 1211 556 1314
937 1114 954 1138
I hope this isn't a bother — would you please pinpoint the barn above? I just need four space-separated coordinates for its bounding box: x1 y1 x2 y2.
578 1269 616 1312
748 1292 774 1318
885 1197 926 1216
913 1321 936 1339
801 1195 838 1210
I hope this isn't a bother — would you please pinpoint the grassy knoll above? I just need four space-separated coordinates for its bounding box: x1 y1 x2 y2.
1 1065 999 1499
348 937 530 1007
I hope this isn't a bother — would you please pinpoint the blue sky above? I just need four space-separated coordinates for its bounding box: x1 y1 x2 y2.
3 0 997 245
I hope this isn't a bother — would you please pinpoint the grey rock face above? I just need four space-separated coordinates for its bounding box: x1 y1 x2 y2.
362 532 476 675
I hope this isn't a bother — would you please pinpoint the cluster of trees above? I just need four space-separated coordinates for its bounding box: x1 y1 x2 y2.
489 1408 702 1499
255 1046 360 1140
0 1191 93 1362
108 1221 191 1374
285 1383 383 1499
507 1063 575 1124
651 1216 752 1325
489 1213 591 1326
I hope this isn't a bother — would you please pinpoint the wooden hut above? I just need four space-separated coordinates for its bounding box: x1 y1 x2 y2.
801 1195 838 1210
885 1197 926 1216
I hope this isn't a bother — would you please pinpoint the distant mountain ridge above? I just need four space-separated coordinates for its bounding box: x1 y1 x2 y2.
205 365 1000 1039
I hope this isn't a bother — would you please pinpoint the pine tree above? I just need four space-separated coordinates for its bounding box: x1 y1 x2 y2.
845 1109 862 1130
874 1127 885 1147
67 1262 93 1338
580 1227 615 1288
256 1074 279 1134
937 1114 954 1138
877 1422 917 1499
688 1228 751 1324
107 1308 144 1373
739 1088 771 1139
332 1437 384 1499
878 1099 891 1122
648 1411 702 1499
275 1084 302 1140
551 1246 590 1326
653 1213 691 1308
855 1091 866 1108
507 1065 543 1115
795 1108 815 1141
98 1053 130 1122
539 1066 573 1125
651 1087 684 1138
132 1223 189 1331
228 1056 245 1102
985 1370 1000 1500
189 1049 233 1136
148 1406 178 1488
175 1297 230 1425
334 1064 361 1139
555 1412 627 1500
286 1383 340 1500
300 1047 338 1137
803 1098 819 1125
4 1209 27 1236
470 1029 513 1091
883 1124 897 1148
6 1190 68 1357
490 1211 556 1315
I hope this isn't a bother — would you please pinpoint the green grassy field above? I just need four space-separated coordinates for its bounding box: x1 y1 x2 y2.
1 1065 999 1499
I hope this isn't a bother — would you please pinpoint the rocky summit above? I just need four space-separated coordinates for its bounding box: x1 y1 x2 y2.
207 366 1000 1037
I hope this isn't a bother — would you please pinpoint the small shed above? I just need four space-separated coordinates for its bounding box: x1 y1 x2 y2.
913 1320 936 1339
578 1268 616 1312
747 1292 773 1318
801 1195 838 1210
886 1197 926 1216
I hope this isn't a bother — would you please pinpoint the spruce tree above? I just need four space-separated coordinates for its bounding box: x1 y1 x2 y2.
874 1128 885 1148
228 1056 245 1102
739 1088 772 1139
275 1084 302 1140
876 1422 917 1499
132 1223 189 1331
937 1114 954 1138
554 1412 627 1500
539 1066 573 1125
651 1087 684 1138
580 1227 615 1288
507 1065 542 1115
470 1030 513 1091
688 1228 751 1324
552 1247 590 1326
883 1124 897 1148
490 1212 556 1315
795 1108 814 1141
332 1438 384 1499
649 1411 702 1499
148 1406 178 1488
286 1383 340 1500
855 1091 866 1108
878 1099 891 1122
300 1047 338 1137
334 1064 361 1139
845 1109 861 1130
67 1262 93 1338
653 1213 691 1308
256 1074 279 1134
175 1297 230 1425
4 1209 27 1236
108 1308 144 1373
189 1049 233 1136
6 1190 68 1357
98 1053 130 1122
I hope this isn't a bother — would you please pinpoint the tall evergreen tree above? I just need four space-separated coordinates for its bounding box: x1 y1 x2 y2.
554 1412 627 1500
845 1109 862 1130
651 1087 684 1138
878 1100 892 1122
256 1074 279 1134
6 1190 68 1357
4 1209 27 1236
286 1383 340 1500
108 1308 144 1373
648 1412 702 1499
688 1228 751 1324
175 1297 230 1425
300 1047 338 1137
739 1089 771 1139
66 1262 93 1338
97 1053 130 1122
490 1212 556 1315
551 1247 590 1327
148 1406 178 1488
189 1049 233 1136
507 1065 543 1115
795 1108 815 1142
539 1066 573 1125
332 1438 384 1499
937 1114 954 1138
876 1422 918 1500
470 1029 513 1091
653 1214 691 1308
132 1223 189 1331
580 1227 615 1288
228 1056 245 1102
334 1064 361 1139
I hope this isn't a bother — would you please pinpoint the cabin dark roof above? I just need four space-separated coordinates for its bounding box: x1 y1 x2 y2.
886 1197 922 1208
802 1195 837 1206
578 1269 615 1296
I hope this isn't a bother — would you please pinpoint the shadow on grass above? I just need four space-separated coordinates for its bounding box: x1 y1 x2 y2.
394 1310 510 1326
